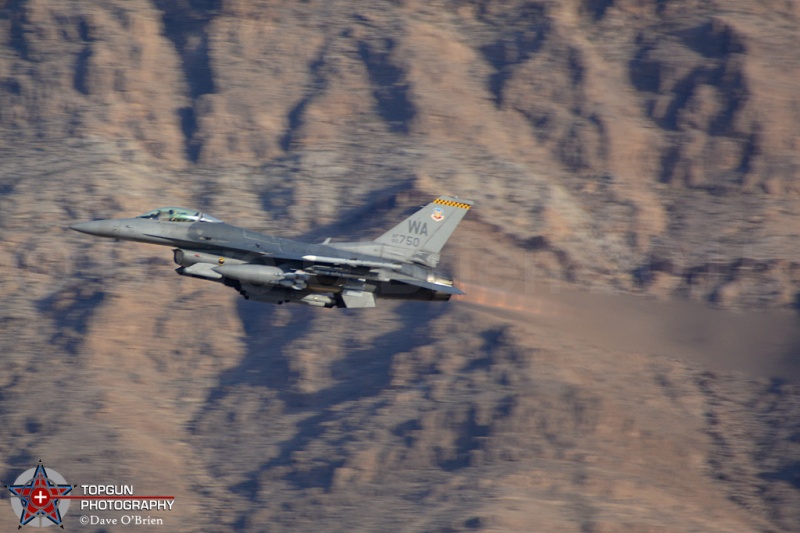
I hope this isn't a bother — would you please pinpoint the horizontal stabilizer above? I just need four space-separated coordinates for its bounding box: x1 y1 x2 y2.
393 276 465 295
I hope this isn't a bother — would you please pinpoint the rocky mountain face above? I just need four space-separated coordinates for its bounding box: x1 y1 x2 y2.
1 1 799 531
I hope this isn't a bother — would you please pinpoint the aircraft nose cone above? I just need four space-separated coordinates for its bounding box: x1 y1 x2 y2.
69 220 119 237
69 221 96 234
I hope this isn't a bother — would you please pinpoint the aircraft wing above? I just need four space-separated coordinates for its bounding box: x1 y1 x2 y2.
299 255 402 270
298 255 462 293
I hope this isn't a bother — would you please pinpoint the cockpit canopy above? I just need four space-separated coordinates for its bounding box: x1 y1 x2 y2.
136 207 222 223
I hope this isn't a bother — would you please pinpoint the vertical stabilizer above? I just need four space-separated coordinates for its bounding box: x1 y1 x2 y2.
373 196 473 267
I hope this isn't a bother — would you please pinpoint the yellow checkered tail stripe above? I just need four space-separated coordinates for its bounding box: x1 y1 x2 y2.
434 198 471 210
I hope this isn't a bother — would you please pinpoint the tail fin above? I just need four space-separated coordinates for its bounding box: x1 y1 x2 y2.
373 196 473 267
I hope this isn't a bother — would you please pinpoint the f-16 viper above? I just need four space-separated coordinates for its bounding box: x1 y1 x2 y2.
70 196 473 308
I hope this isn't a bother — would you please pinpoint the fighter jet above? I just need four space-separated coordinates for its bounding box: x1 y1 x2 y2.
70 196 473 308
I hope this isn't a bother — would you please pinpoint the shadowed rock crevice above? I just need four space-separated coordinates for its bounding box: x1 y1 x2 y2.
708 64 749 136
73 48 92 95
479 4 549 106
677 20 747 59
358 39 416 134
281 46 329 152
629 43 661 93
72 14 96 96
6 0 31 61
153 0 219 163
761 463 800 488
582 0 614 21
37 286 106 356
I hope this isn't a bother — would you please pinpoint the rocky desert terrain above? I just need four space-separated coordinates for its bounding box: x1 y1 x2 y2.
1 0 799 531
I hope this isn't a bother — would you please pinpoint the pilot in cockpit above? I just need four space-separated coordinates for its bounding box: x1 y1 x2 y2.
136 207 222 223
